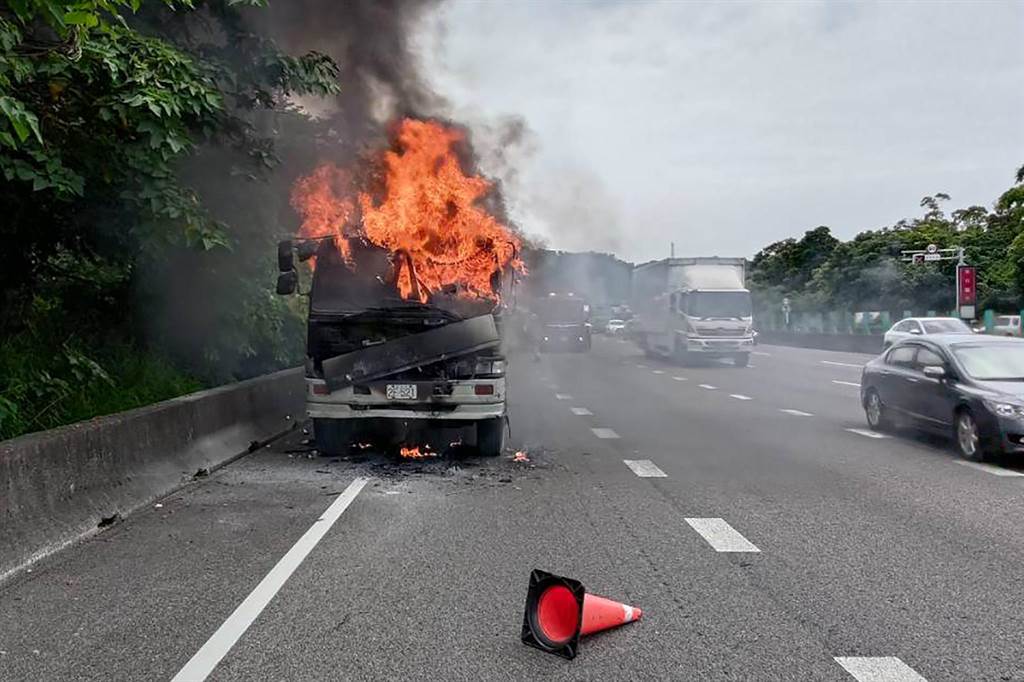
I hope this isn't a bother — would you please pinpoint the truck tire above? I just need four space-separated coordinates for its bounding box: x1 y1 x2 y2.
673 339 692 366
476 417 506 457
313 418 355 455
733 353 750 367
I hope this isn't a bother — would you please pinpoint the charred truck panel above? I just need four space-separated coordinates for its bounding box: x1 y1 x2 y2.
532 293 592 352
278 238 509 457
631 257 754 366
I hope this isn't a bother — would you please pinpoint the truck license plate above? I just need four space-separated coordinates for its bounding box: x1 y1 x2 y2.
386 384 417 400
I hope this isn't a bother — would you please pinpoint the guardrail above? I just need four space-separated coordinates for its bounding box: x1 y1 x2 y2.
0 367 304 582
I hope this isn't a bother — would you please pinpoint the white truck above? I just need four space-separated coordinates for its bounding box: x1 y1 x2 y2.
631 257 755 366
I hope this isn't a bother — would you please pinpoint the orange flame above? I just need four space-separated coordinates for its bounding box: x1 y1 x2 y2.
290 118 523 302
512 450 530 463
399 445 436 459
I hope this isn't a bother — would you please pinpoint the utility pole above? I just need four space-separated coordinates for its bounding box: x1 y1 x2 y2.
670 241 675 258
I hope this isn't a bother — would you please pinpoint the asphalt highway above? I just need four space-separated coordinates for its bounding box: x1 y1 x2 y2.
3 336 1024 681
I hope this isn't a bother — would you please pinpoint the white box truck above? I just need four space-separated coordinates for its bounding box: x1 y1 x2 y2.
631 257 754 366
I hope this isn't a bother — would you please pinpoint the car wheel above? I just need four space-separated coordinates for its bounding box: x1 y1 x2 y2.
955 409 986 462
865 389 889 430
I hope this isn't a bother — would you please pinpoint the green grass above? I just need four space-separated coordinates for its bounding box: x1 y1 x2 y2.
0 332 203 441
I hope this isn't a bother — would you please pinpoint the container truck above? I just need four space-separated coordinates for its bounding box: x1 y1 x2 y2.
530 292 592 352
631 257 754 366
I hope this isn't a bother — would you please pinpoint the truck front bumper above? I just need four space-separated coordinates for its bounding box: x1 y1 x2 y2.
686 337 754 354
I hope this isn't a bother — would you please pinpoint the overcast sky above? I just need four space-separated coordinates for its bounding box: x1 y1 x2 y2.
416 0 1023 263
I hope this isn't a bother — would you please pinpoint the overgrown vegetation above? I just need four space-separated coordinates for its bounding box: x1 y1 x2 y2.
749 167 1024 325
0 0 340 439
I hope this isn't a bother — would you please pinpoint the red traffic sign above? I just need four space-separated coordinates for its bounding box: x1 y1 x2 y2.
958 266 976 306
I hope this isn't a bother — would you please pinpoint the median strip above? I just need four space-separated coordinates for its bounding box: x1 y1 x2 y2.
623 459 667 477
834 656 927 681
684 518 760 552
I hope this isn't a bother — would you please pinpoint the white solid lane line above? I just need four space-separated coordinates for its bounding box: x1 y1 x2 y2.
592 427 620 439
729 394 753 401
652 369 665 375
623 459 668 477
833 380 862 388
570 407 593 416
955 460 1024 477
845 428 889 439
752 351 771 356
699 384 717 390
555 393 573 400
672 376 688 382
171 477 369 682
834 656 927 681
780 409 813 417
822 360 865 368
684 518 760 552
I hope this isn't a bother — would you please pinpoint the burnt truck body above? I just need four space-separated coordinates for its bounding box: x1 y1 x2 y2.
278 238 509 457
531 293 592 352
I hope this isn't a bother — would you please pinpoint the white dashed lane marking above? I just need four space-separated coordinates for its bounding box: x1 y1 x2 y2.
570 407 593 416
780 409 813 417
684 518 760 552
832 380 862 388
699 384 717 390
955 461 1024 477
845 428 889 439
821 360 865 368
623 459 667 477
636 364 648 369
652 370 665 375
554 393 573 400
752 351 771 356
729 394 753 401
834 656 927 681
591 428 620 439
672 376 688 382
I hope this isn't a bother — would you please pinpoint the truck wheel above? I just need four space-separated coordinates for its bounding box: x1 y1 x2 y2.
673 339 691 366
313 418 355 455
733 353 750 367
476 418 506 457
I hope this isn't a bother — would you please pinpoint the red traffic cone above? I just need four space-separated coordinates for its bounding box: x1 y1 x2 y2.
521 569 642 659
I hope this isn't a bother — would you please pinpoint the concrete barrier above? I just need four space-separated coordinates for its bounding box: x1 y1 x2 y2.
759 331 884 355
0 367 304 582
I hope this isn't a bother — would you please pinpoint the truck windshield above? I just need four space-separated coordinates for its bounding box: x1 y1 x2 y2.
687 291 752 319
538 299 588 324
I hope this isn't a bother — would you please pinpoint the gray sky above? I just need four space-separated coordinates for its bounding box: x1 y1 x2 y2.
416 0 1024 263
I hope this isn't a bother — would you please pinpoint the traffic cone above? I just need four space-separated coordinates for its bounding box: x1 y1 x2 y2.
521 569 642 659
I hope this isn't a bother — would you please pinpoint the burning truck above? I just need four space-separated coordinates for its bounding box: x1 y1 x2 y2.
277 120 523 457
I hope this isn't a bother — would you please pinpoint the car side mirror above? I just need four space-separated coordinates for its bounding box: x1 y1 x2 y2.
923 365 946 379
276 270 298 295
278 240 294 272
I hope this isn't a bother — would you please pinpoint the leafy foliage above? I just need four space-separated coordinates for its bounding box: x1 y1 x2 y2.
750 172 1024 324
0 0 340 439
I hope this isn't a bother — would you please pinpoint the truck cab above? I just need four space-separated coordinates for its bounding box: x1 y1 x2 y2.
278 238 509 457
531 292 592 352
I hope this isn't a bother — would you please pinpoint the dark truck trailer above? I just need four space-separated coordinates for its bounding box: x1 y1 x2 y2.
531 293 592 352
277 238 510 456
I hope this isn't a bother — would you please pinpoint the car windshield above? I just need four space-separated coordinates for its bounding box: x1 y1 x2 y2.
609 319 624 325
687 291 752 319
922 319 971 334
952 344 1024 380
538 299 588 324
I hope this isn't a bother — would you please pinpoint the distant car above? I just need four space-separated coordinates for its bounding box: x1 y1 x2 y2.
861 334 1024 461
607 319 626 335
991 315 1022 337
883 317 972 349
